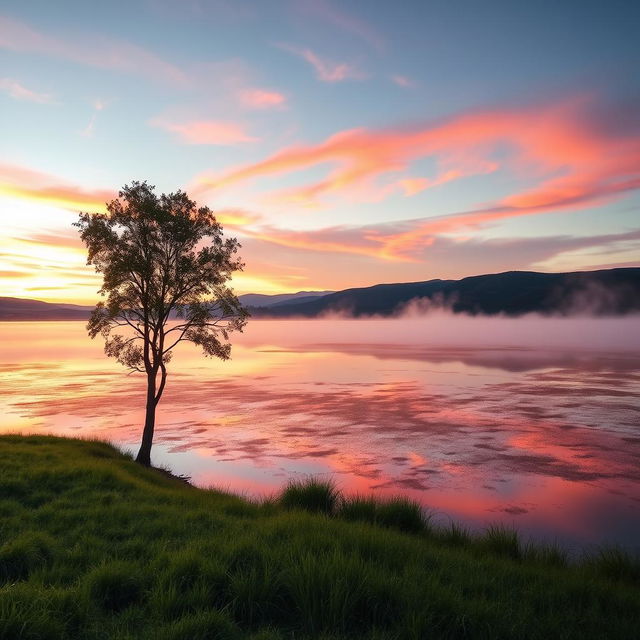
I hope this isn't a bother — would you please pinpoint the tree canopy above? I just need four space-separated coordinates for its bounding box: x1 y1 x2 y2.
75 180 248 464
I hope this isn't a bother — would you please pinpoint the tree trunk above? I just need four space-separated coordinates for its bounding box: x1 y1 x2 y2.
135 371 157 466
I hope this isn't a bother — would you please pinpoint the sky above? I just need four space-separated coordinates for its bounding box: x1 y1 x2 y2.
1 0 639 304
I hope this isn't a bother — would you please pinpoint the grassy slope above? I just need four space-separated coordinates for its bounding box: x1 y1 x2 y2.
0 436 638 640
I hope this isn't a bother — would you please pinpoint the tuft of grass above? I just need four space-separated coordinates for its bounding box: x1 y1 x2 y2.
338 495 379 525
158 610 240 640
434 521 472 547
282 549 402 634
523 541 568 568
226 551 286 627
161 550 206 591
0 531 56 583
338 495 430 534
479 525 522 560
585 547 640 584
375 496 430 534
84 561 147 612
0 584 68 640
279 477 341 515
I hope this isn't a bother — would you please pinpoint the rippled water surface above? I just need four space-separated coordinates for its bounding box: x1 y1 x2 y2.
2 317 639 553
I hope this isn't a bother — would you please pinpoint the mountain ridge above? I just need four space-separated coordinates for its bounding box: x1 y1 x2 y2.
2 268 639 320
248 268 640 317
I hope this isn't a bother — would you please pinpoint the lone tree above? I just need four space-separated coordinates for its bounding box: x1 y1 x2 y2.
76 181 248 466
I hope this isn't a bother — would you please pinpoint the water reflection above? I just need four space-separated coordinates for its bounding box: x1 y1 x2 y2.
1 319 639 553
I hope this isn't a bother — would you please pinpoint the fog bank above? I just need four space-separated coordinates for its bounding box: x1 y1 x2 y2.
238 312 640 352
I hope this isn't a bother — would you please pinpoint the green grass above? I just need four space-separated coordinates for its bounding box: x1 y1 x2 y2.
339 494 431 534
280 477 342 515
0 435 639 639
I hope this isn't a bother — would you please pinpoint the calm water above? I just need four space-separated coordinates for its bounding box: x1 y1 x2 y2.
1 317 639 553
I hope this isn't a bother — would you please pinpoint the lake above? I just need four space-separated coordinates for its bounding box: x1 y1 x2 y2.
1 315 639 554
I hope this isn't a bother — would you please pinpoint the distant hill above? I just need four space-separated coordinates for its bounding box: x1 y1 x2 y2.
3 269 639 320
0 291 335 321
237 291 334 308
0 298 92 321
248 268 640 318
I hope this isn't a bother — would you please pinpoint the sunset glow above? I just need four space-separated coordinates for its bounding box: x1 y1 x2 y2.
2 6 640 634
1 1 638 302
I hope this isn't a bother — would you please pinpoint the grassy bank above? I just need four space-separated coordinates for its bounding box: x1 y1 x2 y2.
0 436 638 639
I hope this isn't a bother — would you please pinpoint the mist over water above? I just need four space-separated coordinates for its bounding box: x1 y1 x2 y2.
239 312 640 351
1 315 639 554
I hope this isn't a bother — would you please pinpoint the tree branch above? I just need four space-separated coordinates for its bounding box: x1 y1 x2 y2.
154 361 167 404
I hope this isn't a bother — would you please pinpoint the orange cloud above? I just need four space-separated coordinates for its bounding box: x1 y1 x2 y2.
150 117 257 145
239 88 286 109
243 226 391 260
214 208 263 227
0 77 53 103
261 173 640 262
194 98 640 254
0 15 187 85
235 209 640 272
0 163 113 212
397 178 429 196
17 230 84 250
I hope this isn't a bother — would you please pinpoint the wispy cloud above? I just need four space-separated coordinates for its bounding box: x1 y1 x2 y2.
183 59 289 116
0 163 113 211
80 114 98 138
0 14 188 86
295 0 386 52
232 219 640 275
0 77 53 103
278 43 365 82
149 117 258 145
391 75 415 88
1 14 290 131
239 88 286 109
149 0 257 22
79 98 109 138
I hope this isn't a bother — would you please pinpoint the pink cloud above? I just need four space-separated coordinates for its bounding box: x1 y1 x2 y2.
396 167 496 198
391 75 415 88
229 214 640 272
0 163 113 211
195 98 639 209
150 117 258 145
0 77 53 103
0 15 188 86
278 44 365 82
397 177 429 196
239 88 286 109
193 97 640 259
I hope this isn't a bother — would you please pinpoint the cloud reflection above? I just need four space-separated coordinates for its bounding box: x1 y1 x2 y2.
1 319 639 551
